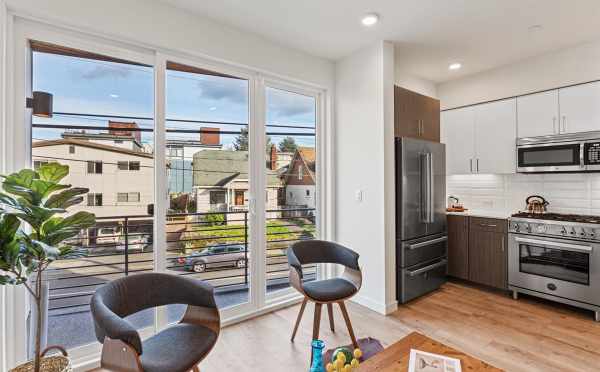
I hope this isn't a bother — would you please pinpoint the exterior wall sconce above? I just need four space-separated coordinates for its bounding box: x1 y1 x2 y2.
26 91 53 117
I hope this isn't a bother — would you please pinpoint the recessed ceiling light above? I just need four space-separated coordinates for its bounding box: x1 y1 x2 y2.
109 94 119 98
209 107 217 111
361 13 379 26
528 24 543 33
448 63 462 71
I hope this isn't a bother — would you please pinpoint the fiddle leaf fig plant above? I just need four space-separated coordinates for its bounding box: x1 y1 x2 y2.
0 163 95 372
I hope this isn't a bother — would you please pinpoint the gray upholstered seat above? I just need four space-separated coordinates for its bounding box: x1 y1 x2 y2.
140 324 217 372
302 278 357 302
91 273 220 372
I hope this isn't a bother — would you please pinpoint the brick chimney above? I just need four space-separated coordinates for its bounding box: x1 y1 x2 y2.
270 144 278 170
108 121 141 143
200 127 220 146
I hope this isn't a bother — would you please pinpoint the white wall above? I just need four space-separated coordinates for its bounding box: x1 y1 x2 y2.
394 46 437 98
5 0 334 89
335 41 396 315
438 38 600 110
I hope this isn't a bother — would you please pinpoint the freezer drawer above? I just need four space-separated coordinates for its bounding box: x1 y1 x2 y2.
398 234 448 268
398 258 447 304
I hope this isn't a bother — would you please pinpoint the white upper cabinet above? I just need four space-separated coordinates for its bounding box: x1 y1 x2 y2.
559 81 600 134
517 90 559 138
441 107 475 175
474 99 517 174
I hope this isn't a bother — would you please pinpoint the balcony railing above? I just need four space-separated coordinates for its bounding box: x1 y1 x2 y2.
45 208 317 315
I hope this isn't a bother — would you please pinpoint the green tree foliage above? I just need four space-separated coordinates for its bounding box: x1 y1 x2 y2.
278 136 298 153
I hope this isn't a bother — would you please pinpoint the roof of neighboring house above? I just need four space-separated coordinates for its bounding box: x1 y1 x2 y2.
32 139 154 158
284 147 316 183
193 150 281 187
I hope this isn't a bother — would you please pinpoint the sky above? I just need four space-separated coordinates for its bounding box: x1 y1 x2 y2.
32 52 316 150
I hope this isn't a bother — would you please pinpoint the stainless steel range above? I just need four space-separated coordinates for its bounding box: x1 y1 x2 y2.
508 212 600 321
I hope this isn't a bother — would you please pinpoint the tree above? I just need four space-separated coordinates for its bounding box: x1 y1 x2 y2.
233 127 272 152
278 136 298 153
0 163 95 372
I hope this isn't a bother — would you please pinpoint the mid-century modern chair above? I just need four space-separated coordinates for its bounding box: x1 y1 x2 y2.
287 240 362 350
90 273 220 372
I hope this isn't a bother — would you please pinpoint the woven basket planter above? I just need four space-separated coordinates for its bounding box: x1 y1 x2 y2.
10 346 71 372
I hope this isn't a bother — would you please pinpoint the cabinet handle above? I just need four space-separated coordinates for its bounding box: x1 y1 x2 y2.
480 223 497 228
421 120 425 135
562 116 567 133
417 120 421 136
470 158 473 173
501 236 505 252
553 117 557 134
476 158 479 173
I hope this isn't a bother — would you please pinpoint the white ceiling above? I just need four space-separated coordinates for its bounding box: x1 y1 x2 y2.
156 0 600 83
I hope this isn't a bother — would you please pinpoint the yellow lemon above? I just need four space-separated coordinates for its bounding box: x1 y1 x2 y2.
353 348 363 359
335 359 345 370
351 359 359 368
326 362 334 372
337 353 347 364
343 365 352 372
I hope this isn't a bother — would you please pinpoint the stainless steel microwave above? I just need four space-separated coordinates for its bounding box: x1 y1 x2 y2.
517 131 600 173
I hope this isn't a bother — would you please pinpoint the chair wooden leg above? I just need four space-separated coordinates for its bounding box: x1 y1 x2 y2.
291 297 308 342
327 303 335 332
338 301 359 350
311 303 323 362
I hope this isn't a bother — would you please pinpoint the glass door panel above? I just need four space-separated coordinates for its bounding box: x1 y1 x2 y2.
264 86 318 296
164 61 251 320
30 42 155 352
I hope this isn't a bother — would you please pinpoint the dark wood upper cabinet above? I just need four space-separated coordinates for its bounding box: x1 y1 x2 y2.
468 217 508 290
394 86 440 142
447 215 469 280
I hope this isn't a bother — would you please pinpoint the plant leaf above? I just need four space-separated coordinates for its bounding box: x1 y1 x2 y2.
40 212 95 246
44 187 89 209
37 163 69 183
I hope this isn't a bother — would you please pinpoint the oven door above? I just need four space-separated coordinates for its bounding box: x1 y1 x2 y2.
508 234 600 305
517 142 583 173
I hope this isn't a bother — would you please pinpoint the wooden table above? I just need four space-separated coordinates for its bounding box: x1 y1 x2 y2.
358 332 502 371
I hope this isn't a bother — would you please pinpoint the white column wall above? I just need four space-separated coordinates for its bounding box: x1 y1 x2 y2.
335 41 397 315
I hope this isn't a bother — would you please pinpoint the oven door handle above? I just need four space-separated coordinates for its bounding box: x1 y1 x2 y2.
407 259 447 277
515 237 593 253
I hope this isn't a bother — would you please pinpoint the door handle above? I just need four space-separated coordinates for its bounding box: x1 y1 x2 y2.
470 158 473 173
514 237 592 253
407 236 448 250
407 259 447 277
476 158 479 173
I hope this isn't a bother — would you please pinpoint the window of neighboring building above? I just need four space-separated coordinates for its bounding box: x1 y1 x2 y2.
209 191 226 205
129 161 140 171
118 161 141 171
117 192 140 202
87 161 103 174
69 145 75 154
87 193 103 206
298 166 303 180
33 160 50 170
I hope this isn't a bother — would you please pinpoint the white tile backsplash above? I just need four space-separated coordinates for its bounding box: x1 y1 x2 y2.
447 173 600 215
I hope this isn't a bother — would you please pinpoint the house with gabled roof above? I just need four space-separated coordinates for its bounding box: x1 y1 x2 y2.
282 147 316 209
192 150 283 216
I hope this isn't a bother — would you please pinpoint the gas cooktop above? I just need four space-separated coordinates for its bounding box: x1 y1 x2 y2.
511 212 600 224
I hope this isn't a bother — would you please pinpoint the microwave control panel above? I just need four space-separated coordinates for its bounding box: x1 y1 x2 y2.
585 142 600 165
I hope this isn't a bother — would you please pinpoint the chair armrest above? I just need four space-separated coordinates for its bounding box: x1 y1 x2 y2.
91 294 143 355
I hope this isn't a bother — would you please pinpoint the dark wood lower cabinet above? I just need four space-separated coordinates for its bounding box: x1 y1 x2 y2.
447 215 469 280
447 215 508 290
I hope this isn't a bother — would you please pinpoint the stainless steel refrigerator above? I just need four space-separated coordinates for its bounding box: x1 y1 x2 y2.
395 137 447 303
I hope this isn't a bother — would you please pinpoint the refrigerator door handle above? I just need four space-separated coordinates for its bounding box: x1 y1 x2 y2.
424 152 434 223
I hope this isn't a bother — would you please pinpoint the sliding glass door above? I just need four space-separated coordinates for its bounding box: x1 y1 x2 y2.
10 18 324 364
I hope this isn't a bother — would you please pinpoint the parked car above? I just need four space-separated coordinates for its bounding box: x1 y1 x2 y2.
96 227 120 246
180 244 248 273
115 234 149 252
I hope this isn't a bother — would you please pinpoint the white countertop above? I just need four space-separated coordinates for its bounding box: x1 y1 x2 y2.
446 209 511 219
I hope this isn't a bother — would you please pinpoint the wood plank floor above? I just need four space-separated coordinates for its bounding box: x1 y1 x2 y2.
201 281 600 371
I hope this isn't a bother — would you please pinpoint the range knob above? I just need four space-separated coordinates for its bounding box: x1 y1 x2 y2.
512 223 520 232
570 227 576 235
561 226 568 235
525 224 532 233
580 228 587 237
535 224 547 234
